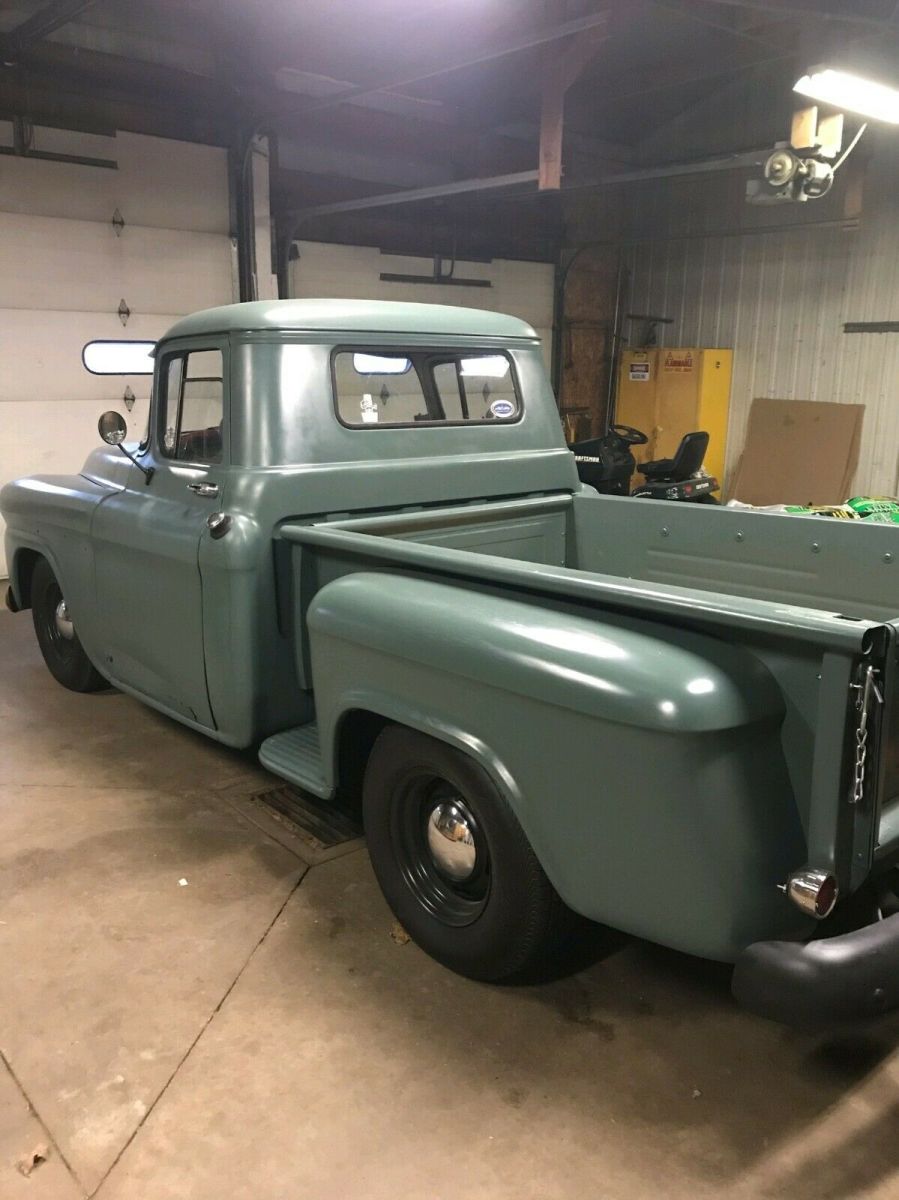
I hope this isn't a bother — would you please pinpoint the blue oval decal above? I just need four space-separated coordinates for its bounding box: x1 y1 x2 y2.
489 399 515 418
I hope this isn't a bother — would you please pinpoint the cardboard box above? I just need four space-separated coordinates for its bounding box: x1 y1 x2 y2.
728 398 864 506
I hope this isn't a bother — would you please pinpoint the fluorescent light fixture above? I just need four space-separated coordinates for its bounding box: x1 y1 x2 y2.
352 352 411 375
460 355 509 378
794 67 899 124
82 340 156 375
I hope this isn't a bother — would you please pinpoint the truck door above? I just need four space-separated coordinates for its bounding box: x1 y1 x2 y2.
91 342 227 727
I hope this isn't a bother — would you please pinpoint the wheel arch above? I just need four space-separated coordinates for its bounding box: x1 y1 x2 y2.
9 545 46 610
329 697 526 815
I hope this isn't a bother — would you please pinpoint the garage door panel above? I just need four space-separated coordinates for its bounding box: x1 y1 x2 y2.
115 133 229 235
0 131 229 235
291 242 554 364
0 215 233 314
0 156 118 224
0 311 177 403
0 132 236 580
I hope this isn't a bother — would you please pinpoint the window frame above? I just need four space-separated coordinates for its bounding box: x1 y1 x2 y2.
154 343 227 467
330 345 523 430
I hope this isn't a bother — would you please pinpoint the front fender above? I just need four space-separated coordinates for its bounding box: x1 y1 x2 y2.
1 473 108 635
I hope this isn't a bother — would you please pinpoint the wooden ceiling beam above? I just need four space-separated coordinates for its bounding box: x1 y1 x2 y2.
538 4 611 190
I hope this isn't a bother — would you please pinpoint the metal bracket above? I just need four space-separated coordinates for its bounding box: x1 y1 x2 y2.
112 208 125 236
122 385 135 412
117 298 130 326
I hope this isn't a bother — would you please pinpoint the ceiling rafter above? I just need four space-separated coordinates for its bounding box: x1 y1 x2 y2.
0 0 97 65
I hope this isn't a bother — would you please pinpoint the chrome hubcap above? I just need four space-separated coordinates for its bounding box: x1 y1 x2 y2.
54 599 74 640
426 798 478 882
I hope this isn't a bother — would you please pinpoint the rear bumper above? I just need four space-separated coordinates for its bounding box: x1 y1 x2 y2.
732 911 899 1026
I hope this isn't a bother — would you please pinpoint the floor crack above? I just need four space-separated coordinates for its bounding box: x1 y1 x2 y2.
89 867 308 1197
0 1047 88 1197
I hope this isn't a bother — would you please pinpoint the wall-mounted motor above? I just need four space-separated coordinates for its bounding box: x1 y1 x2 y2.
748 144 835 203
747 104 865 206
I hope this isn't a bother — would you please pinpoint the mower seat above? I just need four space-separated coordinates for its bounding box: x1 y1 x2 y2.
639 431 709 482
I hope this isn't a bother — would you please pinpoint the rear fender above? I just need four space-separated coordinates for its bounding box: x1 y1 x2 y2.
309 572 786 740
307 573 804 961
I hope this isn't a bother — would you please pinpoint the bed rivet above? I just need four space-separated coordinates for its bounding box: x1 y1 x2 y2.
735 531 744 542
811 542 821 553
884 553 893 564
660 527 669 538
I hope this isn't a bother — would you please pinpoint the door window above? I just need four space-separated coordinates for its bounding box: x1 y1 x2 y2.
160 348 224 463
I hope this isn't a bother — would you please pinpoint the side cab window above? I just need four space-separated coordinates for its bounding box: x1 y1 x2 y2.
158 347 225 464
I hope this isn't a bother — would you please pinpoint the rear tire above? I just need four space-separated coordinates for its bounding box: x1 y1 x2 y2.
363 724 572 981
31 558 107 692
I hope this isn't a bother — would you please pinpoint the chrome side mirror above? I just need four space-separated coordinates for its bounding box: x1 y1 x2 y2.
97 410 154 484
98 410 128 445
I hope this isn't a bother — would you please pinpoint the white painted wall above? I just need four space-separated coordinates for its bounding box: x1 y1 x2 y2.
289 241 555 369
0 126 236 576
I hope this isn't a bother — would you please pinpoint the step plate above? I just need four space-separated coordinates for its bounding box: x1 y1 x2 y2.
258 722 330 797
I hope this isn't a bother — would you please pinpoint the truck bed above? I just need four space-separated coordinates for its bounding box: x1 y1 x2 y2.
282 490 897 642
276 491 899 904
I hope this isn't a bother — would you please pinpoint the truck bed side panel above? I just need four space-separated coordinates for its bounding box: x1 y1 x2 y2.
308 572 810 961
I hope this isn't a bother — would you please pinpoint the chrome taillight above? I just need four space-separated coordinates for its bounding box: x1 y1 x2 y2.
783 869 839 919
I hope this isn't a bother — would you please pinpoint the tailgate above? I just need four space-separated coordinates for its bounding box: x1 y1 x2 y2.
874 621 899 866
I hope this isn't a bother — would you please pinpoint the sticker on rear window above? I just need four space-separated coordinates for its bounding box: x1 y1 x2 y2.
489 399 515 419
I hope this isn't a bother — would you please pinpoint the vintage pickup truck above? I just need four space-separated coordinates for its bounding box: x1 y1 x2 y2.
4 299 899 1025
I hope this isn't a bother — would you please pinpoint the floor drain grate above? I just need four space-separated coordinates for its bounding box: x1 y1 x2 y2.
252 785 362 849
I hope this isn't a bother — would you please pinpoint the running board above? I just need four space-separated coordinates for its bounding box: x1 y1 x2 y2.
258 722 333 799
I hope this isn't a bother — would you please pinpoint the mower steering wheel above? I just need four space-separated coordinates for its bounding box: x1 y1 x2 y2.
610 424 649 446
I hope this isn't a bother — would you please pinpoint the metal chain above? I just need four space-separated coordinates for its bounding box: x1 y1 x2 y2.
850 665 883 807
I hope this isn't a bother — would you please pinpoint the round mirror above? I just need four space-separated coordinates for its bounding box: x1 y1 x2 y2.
98 410 127 446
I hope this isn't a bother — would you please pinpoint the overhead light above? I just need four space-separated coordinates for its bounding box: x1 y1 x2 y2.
794 67 899 124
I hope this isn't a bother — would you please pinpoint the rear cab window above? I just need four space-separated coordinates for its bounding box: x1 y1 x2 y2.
332 349 521 427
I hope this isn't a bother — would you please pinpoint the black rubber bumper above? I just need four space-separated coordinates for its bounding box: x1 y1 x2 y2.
4 586 19 613
732 911 899 1026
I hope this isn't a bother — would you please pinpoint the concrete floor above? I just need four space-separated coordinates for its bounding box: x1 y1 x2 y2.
1 610 898 1200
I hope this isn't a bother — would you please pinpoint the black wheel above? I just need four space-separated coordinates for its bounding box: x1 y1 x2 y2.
363 725 571 981
31 558 107 692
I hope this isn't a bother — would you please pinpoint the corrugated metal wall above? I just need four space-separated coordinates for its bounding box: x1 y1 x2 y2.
625 73 899 496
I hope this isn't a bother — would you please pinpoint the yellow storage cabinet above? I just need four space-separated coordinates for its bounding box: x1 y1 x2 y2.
616 348 732 487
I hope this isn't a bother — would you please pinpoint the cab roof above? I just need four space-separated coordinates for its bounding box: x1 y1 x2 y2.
163 299 538 342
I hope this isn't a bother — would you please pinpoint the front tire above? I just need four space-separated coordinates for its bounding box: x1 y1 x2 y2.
31 558 106 692
363 725 570 981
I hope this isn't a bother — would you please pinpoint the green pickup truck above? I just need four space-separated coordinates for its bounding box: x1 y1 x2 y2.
4 299 899 1025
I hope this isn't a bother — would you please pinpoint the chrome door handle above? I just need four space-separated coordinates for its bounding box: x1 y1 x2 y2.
187 482 219 498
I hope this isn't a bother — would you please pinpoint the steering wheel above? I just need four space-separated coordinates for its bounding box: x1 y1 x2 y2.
610 423 649 446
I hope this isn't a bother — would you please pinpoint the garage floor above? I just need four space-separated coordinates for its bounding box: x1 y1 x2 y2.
1 610 898 1200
